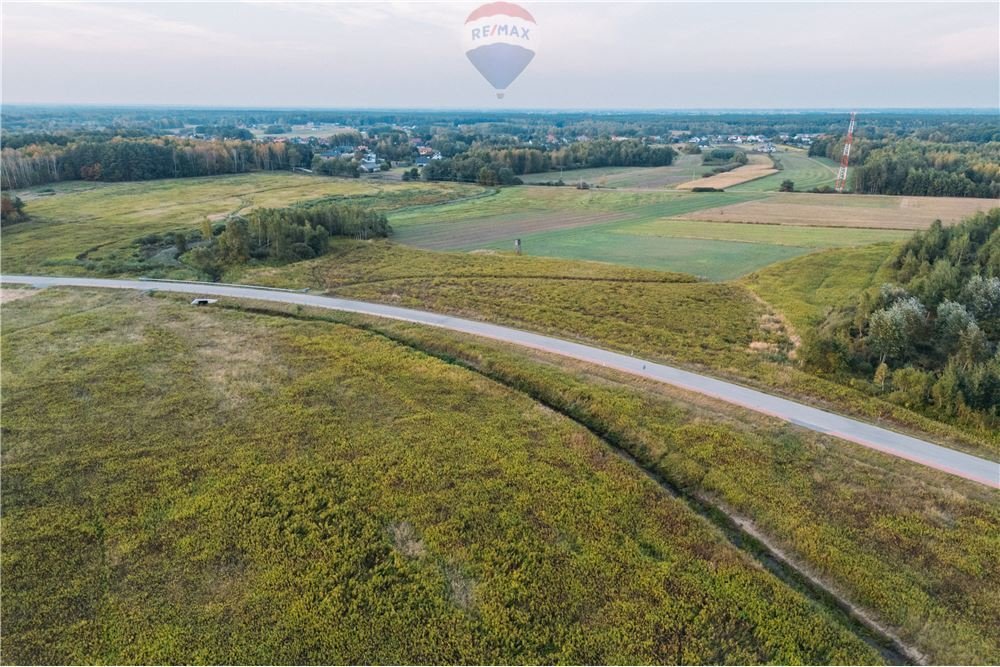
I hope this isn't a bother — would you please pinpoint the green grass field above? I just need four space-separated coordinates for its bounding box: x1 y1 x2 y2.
2 288 882 664
485 227 811 280
388 180 920 279
744 244 899 332
729 150 839 193
480 218 910 280
519 154 713 188
619 218 912 247
3 174 477 277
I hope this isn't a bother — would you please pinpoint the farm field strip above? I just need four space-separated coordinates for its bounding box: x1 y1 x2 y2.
679 192 999 229
730 152 839 193
393 210 630 250
675 154 777 190
481 229 812 279
390 189 767 252
616 218 913 248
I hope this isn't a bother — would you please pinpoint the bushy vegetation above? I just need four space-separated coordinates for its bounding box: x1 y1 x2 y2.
702 148 748 166
281 304 1000 665
186 202 391 279
1 191 27 225
1 289 880 664
801 209 1000 427
310 155 360 178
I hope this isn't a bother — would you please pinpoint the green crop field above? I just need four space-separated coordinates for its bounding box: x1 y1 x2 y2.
619 218 912 248
3 173 477 277
2 288 882 664
519 154 713 188
729 150 839 193
485 227 811 280
5 172 914 284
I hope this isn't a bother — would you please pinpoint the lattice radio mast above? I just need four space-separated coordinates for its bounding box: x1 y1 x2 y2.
834 111 857 193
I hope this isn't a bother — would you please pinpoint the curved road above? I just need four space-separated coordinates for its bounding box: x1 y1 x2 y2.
4 274 998 489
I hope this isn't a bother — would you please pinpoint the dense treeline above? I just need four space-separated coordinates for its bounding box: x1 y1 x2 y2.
1 136 313 189
802 209 1000 425
810 137 1000 198
422 139 674 184
186 202 390 279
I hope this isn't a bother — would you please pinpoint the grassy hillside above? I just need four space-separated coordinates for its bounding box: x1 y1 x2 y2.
3 174 477 277
744 243 899 333
1 288 880 664
240 241 1000 455
729 151 838 193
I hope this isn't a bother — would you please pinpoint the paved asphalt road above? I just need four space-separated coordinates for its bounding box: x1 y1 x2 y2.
4 274 998 489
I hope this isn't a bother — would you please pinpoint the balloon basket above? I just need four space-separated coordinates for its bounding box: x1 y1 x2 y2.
496 92 505 99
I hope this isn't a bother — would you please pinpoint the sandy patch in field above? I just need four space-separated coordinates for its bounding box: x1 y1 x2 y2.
0 288 38 304
676 155 778 190
678 193 998 229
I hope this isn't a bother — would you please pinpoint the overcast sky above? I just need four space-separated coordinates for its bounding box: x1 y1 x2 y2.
2 1 998 109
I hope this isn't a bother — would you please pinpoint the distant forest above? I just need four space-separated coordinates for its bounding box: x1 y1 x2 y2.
0 136 312 189
2 106 997 195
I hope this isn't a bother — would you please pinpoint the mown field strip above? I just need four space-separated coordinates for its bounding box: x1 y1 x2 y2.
616 218 913 248
393 210 631 250
730 152 839 193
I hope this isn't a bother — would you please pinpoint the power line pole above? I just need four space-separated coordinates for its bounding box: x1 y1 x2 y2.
834 111 857 193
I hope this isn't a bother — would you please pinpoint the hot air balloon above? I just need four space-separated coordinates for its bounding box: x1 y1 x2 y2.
463 2 537 99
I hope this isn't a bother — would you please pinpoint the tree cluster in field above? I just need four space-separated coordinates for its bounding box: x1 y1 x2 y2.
1 192 27 225
1 136 313 189
698 148 749 177
184 203 391 280
702 148 748 166
809 137 1000 198
801 209 1000 425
